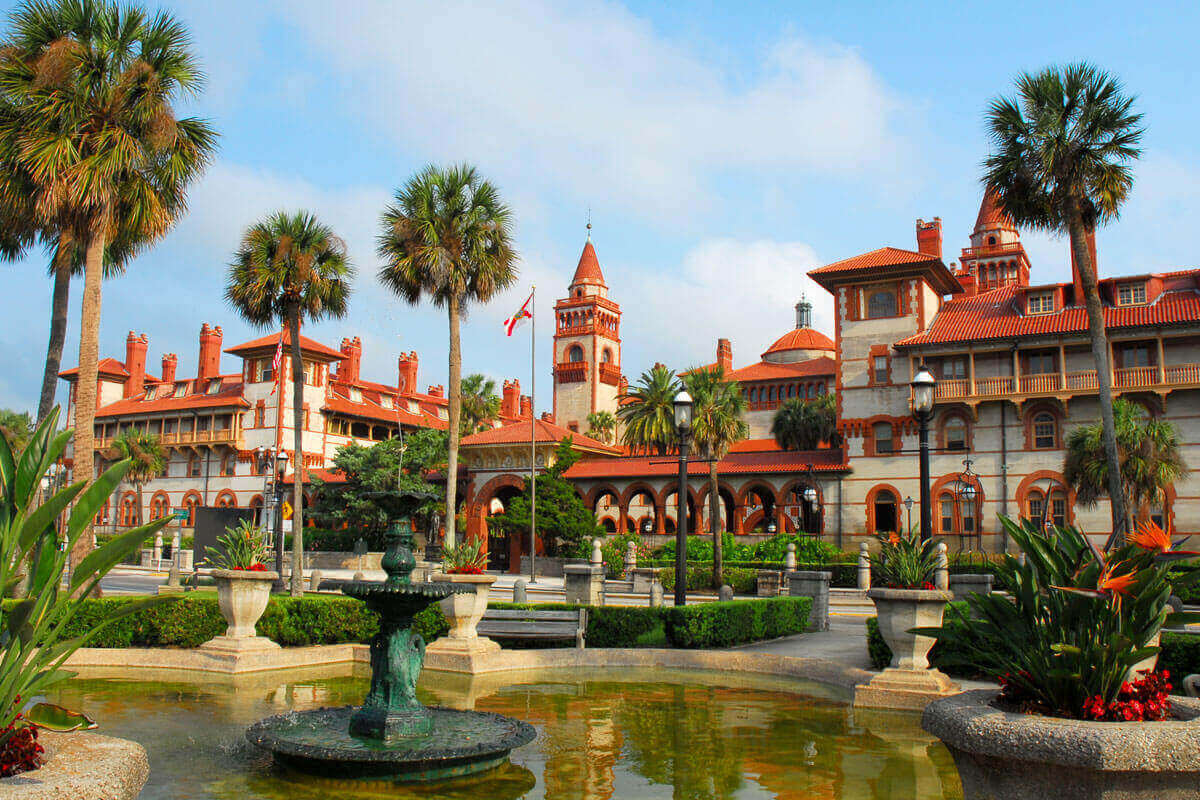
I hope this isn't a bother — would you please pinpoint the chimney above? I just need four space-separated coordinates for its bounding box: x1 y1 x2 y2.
520 395 532 418
123 332 148 398
501 379 521 418
197 324 223 381
160 353 178 385
540 411 554 422
338 336 362 384
397 351 418 394
916 217 942 260
717 338 732 372
427 384 444 398
1069 228 1099 303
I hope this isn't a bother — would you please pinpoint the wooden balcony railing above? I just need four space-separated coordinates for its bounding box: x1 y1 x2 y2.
555 361 587 383
599 362 622 386
94 425 241 451
932 362 1200 403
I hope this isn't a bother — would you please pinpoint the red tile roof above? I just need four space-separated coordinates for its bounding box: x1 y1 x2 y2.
896 277 1200 347
461 418 620 453
808 247 961 294
727 356 837 384
762 327 835 357
975 188 1017 233
224 330 344 361
570 240 606 288
562 447 848 480
94 380 248 417
323 393 446 429
59 357 130 379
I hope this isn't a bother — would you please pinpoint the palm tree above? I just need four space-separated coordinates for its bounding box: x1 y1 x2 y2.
984 63 1142 545
0 408 33 452
0 0 217 572
108 428 165 525
459 373 501 435
377 164 518 549
226 211 353 595
684 367 748 586
618 364 680 456
1064 399 1186 534
586 410 617 444
771 393 839 451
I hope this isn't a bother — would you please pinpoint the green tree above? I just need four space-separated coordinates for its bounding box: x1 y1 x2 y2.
771 393 840 451
459 373 501 435
984 63 1143 545
586 410 617 444
310 429 448 547
490 437 601 556
107 429 165 526
226 211 354 595
0 0 217 573
377 164 518 548
618 364 680 455
0 409 32 452
684 366 748 586
1064 399 1187 533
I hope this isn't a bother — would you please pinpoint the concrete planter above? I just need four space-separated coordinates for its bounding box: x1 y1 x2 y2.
200 569 280 655
923 689 1200 800
427 573 500 662
854 588 959 711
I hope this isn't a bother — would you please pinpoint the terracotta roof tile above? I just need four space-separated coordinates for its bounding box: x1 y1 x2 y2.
808 247 961 294
224 330 344 361
94 382 249 417
762 327 835 357
59 357 129 379
975 188 1017 233
562 447 847 480
461 418 620 453
570 240 606 288
323 393 446 429
727 356 837 383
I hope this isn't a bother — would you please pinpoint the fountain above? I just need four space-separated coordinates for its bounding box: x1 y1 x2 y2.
246 496 535 782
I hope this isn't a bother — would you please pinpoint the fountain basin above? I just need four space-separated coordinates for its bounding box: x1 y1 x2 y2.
246 705 535 782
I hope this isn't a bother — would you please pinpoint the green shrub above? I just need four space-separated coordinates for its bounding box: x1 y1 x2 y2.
656 566 756 594
1158 632 1200 691
749 534 841 564
665 597 811 648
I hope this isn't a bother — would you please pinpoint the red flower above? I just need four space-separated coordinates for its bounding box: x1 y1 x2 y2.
248 562 267 571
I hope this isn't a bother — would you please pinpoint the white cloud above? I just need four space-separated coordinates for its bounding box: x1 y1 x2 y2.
279 0 909 225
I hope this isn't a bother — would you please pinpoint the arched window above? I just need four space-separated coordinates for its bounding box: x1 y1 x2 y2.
149 493 169 521
1027 489 1045 524
945 417 968 451
872 489 899 534
568 345 584 363
1048 488 1067 528
872 421 895 454
987 235 997 246
214 491 236 509
1032 412 1057 449
601 348 613 363
249 495 265 525
183 493 201 526
939 492 955 534
119 493 138 527
867 288 897 319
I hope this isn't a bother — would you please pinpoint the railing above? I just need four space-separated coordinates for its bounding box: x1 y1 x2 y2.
933 362 1200 402
599 363 622 386
95 427 241 450
555 361 587 383
960 242 1025 259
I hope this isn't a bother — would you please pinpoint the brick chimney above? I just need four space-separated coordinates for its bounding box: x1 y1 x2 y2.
717 338 732 373
427 384 444 398
160 353 178 385
123 331 148 398
916 217 942 260
1069 228 1099 304
197 324 223 381
338 336 362 384
540 411 554 422
520 395 532 418
397 351 418 394
501 379 521 418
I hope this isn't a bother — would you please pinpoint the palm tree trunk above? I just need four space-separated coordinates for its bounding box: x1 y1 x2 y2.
444 295 462 549
288 305 305 596
710 459 723 587
71 226 106 579
1067 204 1128 548
38 240 73 424
135 481 143 526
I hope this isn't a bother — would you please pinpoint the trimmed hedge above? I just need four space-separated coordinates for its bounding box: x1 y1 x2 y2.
656 566 757 595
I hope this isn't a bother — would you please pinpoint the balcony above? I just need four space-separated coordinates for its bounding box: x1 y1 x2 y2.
960 242 1026 260
933 363 1200 403
555 361 587 383
599 362 622 386
94 426 242 451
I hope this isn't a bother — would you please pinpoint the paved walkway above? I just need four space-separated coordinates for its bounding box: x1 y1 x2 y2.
733 615 874 670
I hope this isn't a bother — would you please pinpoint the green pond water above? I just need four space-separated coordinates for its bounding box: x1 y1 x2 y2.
48 666 963 800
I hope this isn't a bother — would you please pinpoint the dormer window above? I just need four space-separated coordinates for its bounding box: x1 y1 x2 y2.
206 379 221 395
1027 292 1054 315
144 387 157 401
173 382 187 398
380 396 393 409
1117 282 1147 306
408 400 420 413
349 387 362 402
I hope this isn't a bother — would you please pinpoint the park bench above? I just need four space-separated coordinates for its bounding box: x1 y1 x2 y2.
477 608 588 649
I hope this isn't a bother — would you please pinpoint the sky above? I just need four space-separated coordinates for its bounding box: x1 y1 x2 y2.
3 0 1200 414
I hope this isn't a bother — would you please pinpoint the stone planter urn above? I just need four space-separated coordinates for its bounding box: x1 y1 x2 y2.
199 569 280 656
426 573 500 662
853 587 960 711
923 689 1200 800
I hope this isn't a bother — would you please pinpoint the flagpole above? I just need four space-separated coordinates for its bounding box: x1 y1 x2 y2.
529 284 537 585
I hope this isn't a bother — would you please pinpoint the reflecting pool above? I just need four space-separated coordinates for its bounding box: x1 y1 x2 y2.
48 666 963 800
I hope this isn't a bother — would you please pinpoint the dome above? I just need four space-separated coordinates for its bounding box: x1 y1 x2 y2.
761 327 835 364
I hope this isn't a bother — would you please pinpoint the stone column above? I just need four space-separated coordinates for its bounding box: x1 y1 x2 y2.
934 543 949 591
788 570 832 631
624 540 637 578
785 542 797 572
565 543 605 606
857 542 871 590
949 573 993 603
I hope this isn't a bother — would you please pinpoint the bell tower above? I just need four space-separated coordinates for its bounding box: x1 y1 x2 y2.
552 225 622 433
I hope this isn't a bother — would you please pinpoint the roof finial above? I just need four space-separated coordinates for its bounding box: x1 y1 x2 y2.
586 208 592 242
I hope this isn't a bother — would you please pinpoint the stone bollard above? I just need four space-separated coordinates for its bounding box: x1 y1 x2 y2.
309 569 323 592
649 580 664 608
591 538 603 566
857 542 871 590
935 543 949 591
153 530 163 564
789 570 833 631
564 563 605 606
353 571 365 582
719 584 734 602
785 542 797 573
949 572 993 604
513 578 528 604
624 540 638 578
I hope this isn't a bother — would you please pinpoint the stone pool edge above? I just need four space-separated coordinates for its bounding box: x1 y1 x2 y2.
0 730 148 800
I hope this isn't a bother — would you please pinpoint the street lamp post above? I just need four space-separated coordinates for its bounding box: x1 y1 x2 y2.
273 450 289 593
911 366 937 542
672 389 693 607
904 495 914 534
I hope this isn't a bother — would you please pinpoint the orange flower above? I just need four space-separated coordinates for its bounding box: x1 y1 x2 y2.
888 531 900 546
1128 520 1171 553
1098 561 1136 598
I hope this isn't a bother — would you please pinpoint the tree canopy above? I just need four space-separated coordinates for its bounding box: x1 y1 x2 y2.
771 393 840 451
